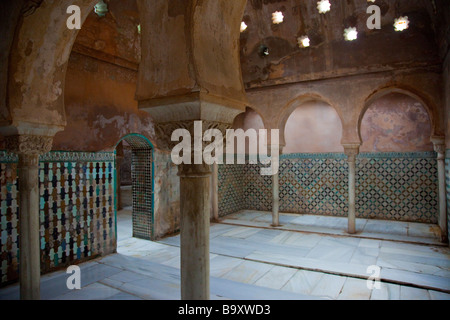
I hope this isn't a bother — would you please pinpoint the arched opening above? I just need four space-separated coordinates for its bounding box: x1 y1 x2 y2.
115 134 154 243
283 100 343 154
358 92 438 225
360 93 433 153
281 99 345 217
232 107 266 155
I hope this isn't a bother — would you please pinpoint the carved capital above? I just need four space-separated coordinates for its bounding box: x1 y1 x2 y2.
433 144 446 160
431 136 446 159
5 135 53 156
155 120 232 151
343 144 360 162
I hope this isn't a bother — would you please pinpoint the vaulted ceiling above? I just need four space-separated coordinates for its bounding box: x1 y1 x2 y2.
239 0 449 87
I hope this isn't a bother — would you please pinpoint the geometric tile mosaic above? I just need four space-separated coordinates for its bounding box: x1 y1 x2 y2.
0 162 19 286
279 156 348 216
356 154 438 223
219 152 439 225
0 151 115 286
218 164 246 217
121 135 154 241
130 148 153 240
244 164 275 212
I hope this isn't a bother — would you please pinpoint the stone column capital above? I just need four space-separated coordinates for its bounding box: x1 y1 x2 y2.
5 135 53 157
431 136 445 158
343 144 360 162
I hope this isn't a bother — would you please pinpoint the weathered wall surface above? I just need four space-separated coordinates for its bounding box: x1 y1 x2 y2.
3 0 99 137
54 1 155 152
240 0 441 88
136 0 248 108
0 0 25 126
245 68 443 146
361 93 433 152
54 51 155 152
153 150 180 239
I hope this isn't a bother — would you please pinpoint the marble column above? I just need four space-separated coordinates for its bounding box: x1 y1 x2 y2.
6 135 53 300
150 119 234 300
432 137 448 242
179 163 211 300
344 144 360 235
269 143 283 227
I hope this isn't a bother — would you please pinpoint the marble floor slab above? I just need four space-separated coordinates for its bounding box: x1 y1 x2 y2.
1 209 449 300
224 210 443 245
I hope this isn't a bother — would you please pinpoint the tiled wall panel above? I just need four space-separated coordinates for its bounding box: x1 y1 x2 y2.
0 151 115 286
356 153 438 223
218 164 246 217
279 154 348 216
219 153 439 224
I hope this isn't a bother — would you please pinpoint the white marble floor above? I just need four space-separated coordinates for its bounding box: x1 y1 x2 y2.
222 210 443 246
1 209 449 300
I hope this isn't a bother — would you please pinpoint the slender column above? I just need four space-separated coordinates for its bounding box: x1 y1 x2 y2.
179 163 211 300
6 135 53 300
211 162 219 222
344 144 360 235
432 137 448 242
272 171 280 227
149 119 234 300
269 143 283 227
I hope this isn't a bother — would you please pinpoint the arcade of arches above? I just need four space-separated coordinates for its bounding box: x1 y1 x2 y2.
0 0 449 300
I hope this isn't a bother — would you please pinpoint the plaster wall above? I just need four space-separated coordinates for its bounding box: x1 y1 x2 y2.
245 68 443 145
283 101 343 154
54 51 155 152
153 150 180 239
360 93 433 153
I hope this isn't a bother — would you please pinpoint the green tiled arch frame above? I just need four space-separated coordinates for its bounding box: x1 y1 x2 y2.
115 134 155 241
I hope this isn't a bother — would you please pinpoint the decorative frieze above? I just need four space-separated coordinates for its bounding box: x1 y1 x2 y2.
0 150 115 163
